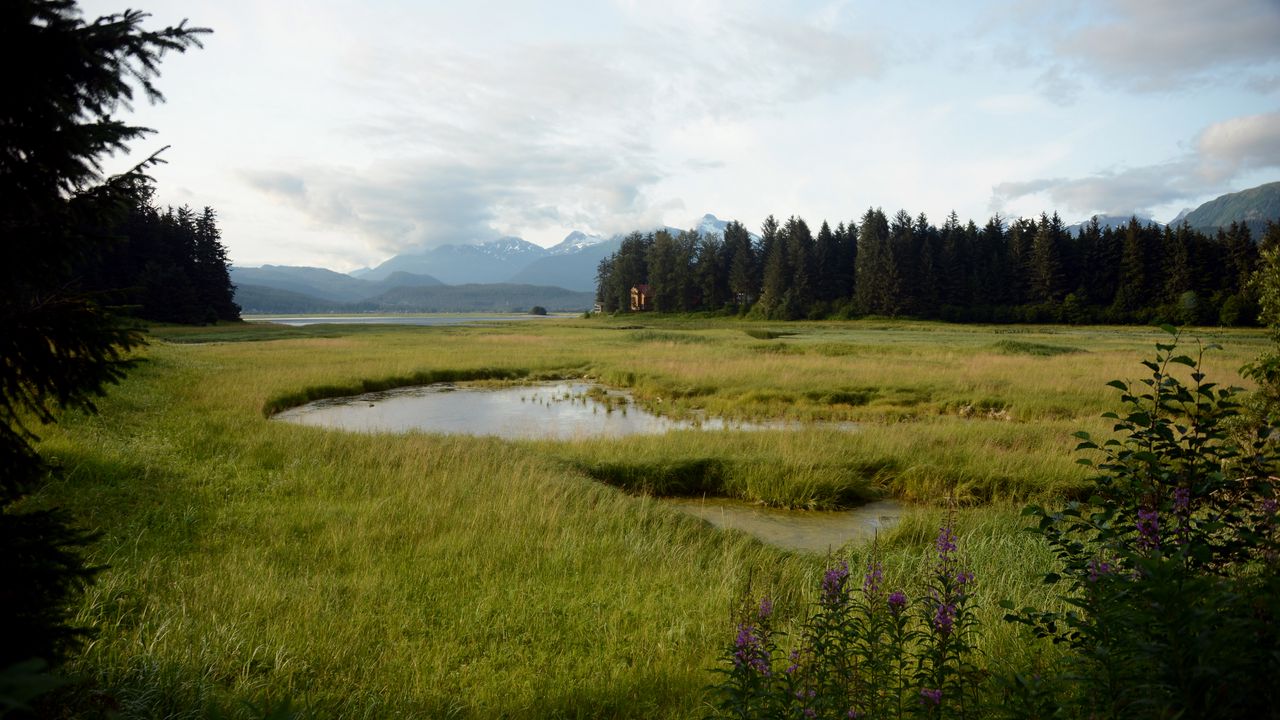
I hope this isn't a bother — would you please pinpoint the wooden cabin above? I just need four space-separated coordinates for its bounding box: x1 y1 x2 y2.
630 284 651 311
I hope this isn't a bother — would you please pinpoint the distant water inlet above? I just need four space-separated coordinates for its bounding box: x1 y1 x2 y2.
272 381 816 439
661 497 903 553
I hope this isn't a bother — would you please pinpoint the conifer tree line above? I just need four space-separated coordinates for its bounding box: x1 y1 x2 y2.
595 210 1274 325
85 189 241 325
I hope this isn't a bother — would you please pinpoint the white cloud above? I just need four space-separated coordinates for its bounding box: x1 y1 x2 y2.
1196 111 1280 182
1058 0 1280 91
238 3 883 253
991 110 1280 218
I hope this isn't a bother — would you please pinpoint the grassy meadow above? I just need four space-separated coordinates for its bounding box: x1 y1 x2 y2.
25 317 1273 717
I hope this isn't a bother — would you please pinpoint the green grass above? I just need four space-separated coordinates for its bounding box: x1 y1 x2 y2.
25 317 1271 717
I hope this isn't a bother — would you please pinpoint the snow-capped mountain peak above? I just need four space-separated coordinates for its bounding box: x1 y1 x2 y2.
694 213 729 237
547 230 608 255
475 236 546 259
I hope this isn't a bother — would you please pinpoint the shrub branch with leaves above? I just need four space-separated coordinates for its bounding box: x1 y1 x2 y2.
1006 327 1280 719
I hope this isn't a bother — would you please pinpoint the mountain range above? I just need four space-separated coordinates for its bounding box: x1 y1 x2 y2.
231 214 736 313
234 186 1278 314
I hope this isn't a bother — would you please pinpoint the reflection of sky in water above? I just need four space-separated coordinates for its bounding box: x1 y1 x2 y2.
274 381 796 439
661 498 903 554
252 315 539 327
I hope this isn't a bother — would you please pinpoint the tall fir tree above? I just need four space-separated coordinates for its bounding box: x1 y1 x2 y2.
1028 212 1067 304
724 220 756 310
854 207 897 315
813 220 839 304
783 215 815 318
1 0 207 669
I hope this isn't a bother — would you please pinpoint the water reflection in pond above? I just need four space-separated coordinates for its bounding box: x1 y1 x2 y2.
661 497 903 554
273 381 819 439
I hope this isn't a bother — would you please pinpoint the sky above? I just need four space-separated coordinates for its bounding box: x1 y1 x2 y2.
80 0 1280 272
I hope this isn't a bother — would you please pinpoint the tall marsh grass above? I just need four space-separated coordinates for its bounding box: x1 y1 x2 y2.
25 318 1270 716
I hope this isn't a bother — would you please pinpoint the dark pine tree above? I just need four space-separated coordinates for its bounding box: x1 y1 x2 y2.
887 210 917 314
1 0 207 669
783 215 815 318
724 220 756 310
813 220 839 305
913 212 940 315
647 230 680 312
1111 217 1153 318
834 220 857 303
695 231 728 311
854 208 898 315
193 206 240 322
937 211 965 307
1028 212 1067 304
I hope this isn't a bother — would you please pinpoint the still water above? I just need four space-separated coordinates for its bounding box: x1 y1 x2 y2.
661 497 903 554
250 314 546 327
274 381 887 551
273 381 799 439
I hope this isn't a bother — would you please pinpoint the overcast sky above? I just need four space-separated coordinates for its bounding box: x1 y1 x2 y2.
81 0 1280 271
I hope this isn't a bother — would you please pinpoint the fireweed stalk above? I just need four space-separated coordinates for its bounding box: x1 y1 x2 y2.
711 534 981 719
913 525 979 720
711 596 783 719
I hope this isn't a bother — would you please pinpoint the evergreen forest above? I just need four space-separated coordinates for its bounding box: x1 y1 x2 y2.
596 210 1274 326
87 193 241 325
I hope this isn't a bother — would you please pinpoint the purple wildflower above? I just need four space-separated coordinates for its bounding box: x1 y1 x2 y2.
936 526 958 561
733 623 771 675
758 596 773 620
786 649 800 675
933 601 956 636
920 688 942 705
848 710 863 719
1173 487 1192 545
1087 557 1113 583
955 570 975 587
864 561 884 595
1136 507 1160 551
822 560 850 605
1174 487 1190 510
803 709 816 719
1264 497 1278 516
888 590 908 616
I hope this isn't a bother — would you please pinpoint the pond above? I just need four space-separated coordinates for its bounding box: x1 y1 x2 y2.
274 380 886 551
661 497 903 554
272 381 813 439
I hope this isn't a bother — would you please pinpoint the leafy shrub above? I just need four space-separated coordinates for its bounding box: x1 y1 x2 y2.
1006 328 1280 718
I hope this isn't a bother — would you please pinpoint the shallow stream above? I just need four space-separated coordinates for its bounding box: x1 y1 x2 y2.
661 497 903 553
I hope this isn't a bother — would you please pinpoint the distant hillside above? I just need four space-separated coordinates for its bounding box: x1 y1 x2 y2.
233 284 342 314
506 237 623 291
230 265 377 303
1180 181 1280 236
